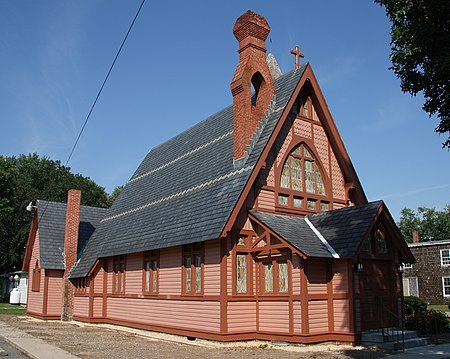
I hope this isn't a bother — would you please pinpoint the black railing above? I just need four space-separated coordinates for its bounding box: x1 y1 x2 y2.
374 296 405 352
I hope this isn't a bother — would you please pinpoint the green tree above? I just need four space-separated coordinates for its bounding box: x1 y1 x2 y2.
398 205 450 242
108 185 124 207
0 153 112 273
375 0 450 148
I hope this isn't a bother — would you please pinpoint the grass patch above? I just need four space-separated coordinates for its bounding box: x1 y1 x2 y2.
0 303 26 315
428 304 450 312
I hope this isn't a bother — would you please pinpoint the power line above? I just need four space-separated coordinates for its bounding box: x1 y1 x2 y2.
37 0 147 224
65 0 147 166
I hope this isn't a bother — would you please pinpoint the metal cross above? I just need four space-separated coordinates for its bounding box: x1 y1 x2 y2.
290 45 304 70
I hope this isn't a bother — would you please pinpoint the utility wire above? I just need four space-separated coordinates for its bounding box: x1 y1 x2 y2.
65 0 147 166
37 0 146 224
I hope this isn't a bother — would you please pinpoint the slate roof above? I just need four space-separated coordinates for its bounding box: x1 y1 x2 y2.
250 211 334 258
70 66 307 278
36 200 107 270
308 201 382 258
251 201 383 259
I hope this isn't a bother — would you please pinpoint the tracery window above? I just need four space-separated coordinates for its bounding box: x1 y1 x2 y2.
143 250 159 294
280 144 325 195
113 255 126 293
183 243 203 294
261 260 290 294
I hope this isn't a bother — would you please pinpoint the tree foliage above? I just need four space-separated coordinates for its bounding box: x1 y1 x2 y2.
398 205 450 242
375 0 450 148
0 153 113 273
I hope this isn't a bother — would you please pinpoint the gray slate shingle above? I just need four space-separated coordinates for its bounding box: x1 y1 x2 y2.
37 200 107 269
307 201 383 258
251 201 383 259
250 211 333 258
70 67 307 278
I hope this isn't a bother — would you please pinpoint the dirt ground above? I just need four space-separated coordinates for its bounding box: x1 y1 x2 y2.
0 314 387 359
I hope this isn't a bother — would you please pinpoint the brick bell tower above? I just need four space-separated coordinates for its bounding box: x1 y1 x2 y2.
231 10 275 161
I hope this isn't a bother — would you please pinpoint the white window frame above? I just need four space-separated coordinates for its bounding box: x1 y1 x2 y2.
403 262 412 269
403 277 419 297
440 249 450 266
442 277 450 297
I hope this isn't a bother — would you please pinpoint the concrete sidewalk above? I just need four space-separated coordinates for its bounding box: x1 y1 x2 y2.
0 321 78 359
392 343 450 358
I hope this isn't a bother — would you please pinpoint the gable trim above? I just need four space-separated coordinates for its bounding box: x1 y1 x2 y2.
22 211 38 271
304 217 339 259
221 64 366 237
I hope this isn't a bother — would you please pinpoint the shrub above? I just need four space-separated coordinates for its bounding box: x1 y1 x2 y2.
404 296 427 316
0 293 8 303
406 310 450 335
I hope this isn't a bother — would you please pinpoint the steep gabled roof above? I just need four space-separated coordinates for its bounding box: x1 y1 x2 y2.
307 201 382 258
36 200 107 270
71 67 307 278
250 210 334 258
250 201 405 260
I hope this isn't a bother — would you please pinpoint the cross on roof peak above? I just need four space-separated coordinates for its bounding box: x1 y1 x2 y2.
290 45 304 70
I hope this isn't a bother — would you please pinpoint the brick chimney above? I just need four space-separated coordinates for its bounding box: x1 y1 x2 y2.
62 189 81 320
231 10 275 161
412 230 420 243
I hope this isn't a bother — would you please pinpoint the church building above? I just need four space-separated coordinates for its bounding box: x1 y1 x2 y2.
23 10 414 344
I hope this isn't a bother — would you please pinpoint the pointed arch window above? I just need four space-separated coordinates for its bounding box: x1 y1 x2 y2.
280 143 325 195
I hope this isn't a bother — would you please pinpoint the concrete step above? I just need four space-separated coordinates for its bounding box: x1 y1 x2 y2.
382 337 431 352
361 329 417 343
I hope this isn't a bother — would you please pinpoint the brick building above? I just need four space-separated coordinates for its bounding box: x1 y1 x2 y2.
403 236 450 305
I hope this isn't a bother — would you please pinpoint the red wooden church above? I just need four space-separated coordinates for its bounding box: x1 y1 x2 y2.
23 10 414 344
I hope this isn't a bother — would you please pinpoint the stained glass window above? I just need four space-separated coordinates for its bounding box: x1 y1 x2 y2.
264 263 273 292
361 236 372 253
279 144 325 197
320 202 329 211
279 262 288 293
375 228 387 254
293 197 303 208
278 194 289 206
307 200 316 211
144 251 159 294
236 254 247 293
152 260 158 293
195 255 202 293
185 256 192 292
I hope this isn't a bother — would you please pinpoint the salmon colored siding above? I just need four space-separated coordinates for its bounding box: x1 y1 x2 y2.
332 261 349 293
308 300 328 333
259 301 290 333
159 247 181 295
107 298 220 332
333 299 351 331
73 296 89 318
124 252 143 295
93 297 103 318
27 231 44 315
293 301 302 333
256 189 275 211
307 260 328 294
204 239 221 295
46 270 64 316
292 255 301 293
227 302 256 333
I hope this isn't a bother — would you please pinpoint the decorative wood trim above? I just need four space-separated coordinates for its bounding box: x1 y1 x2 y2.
71 315 356 344
102 258 107 318
43 272 49 315
220 236 228 334
27 311 60 320
327 260 334 332
300 258 309 335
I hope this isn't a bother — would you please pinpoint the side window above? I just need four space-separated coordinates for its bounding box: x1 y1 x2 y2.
143 250 159 294
441 250 450 266
32 260 41 292
183 243 203 295
113 255 126 293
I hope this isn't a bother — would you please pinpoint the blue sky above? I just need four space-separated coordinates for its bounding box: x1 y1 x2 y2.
1 1 448 221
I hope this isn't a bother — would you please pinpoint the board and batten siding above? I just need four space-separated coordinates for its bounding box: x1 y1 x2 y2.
27 231 44 315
